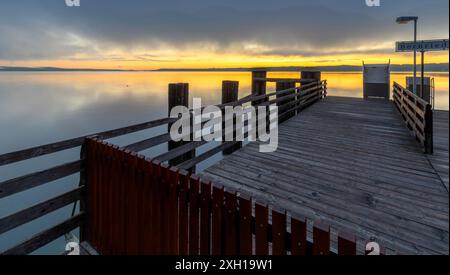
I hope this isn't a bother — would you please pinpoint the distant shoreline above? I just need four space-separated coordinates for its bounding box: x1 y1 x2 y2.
0 64 448 73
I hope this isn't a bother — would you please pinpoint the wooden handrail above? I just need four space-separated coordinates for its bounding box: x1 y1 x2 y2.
254 77 318 83
1 213 85 255
0 81 323 167
0 160 82 199
0 117 176 167
0 187 83 235
392 82 433 154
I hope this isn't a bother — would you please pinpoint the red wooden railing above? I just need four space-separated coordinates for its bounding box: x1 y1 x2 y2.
83 138 373 256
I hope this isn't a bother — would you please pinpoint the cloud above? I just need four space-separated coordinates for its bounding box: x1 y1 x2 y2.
0 0 448 61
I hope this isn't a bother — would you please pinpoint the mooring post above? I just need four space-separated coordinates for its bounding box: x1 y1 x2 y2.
301 71 322 105
251 70 267 137
222 81 242 155
251 70 267 106
276 81 296 122
168 83 195 171
301 71 322 83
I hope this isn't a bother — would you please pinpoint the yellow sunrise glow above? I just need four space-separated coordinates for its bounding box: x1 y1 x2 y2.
2 41 448 70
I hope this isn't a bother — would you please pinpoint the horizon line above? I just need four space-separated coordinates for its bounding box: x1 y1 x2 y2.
0 63 449 72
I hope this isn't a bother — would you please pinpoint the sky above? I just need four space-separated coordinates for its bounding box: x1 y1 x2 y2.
0 0 448 69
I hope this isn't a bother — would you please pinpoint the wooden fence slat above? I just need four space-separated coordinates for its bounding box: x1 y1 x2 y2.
115 146 127 254
136 155 148 255
338 232 357 255
313 222 331 255
200 180 211 255
224 191 238 255
103 142 113 255
168 166 180 255
89 139 99 251
271 209 287 255
189 175 200 255
291 216 307 255
211 186 224 255
238 195 252 255
160 162 171 254
178 170 190 255
151 159 162 254
108 146 118 255
108 144 117 254
110 145 122 255
97 143 107 253
128 152 141 255
96 141 105 254
255 203 269 255
84 139 93 243
100 144 110 255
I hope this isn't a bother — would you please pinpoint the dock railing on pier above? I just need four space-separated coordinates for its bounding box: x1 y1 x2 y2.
1 71 398 255
393 82 433 154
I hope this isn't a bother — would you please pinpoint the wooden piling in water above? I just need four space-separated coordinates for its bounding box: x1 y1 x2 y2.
222 81 241 155
301 71 321 82
276 81 296 122
168 83 195 171
252 70 267 137
251 70 267 106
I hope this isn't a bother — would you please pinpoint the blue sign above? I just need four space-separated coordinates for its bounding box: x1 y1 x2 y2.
396 39 449 52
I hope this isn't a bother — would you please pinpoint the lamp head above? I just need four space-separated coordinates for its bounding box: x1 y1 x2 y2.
396 16 418 24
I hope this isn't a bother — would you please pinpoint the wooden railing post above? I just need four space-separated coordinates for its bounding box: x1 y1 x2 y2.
301 71 321 83
168 83 196 172
276 81 295 122
301 71 323 107
424 104 434 154
222 81 242 155
251 70 267 106
252 70 267 137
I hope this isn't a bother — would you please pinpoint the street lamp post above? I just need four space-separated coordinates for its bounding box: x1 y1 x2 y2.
396 16 419 95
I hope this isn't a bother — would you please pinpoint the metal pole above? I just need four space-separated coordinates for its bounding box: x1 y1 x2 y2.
413 18 417 95
421 50 425 100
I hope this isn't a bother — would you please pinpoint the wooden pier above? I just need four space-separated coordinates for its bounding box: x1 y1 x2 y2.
0 71 448 255
201 96 449 255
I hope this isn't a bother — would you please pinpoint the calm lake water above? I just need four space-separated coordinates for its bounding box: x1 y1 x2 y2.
0 71 448 254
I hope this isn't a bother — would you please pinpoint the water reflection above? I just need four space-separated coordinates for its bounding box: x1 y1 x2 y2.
0 71 448 254
1 71 447 155
269 71 449 110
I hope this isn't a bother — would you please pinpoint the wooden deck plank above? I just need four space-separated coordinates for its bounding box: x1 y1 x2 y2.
201 96 449 255
427 110 449 193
